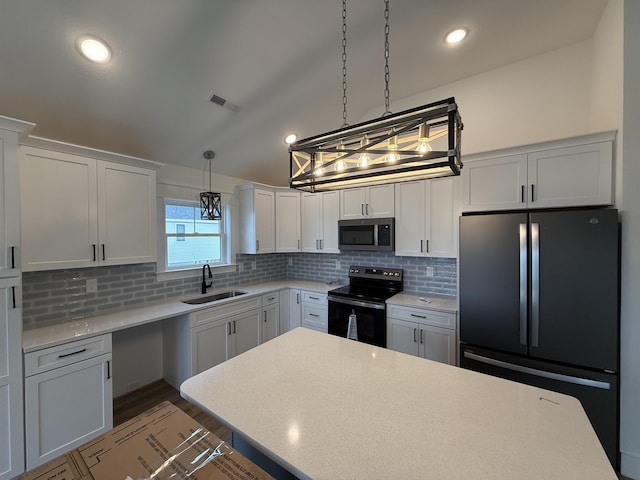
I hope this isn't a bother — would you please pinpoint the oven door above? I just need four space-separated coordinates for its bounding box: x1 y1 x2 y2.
328 296 387 347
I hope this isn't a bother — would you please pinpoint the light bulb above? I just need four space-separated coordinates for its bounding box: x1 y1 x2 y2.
76 35 112 63
386 135 398 163
359 136 370 167
336 159 347 171
417 123 432 155
314 152 325 176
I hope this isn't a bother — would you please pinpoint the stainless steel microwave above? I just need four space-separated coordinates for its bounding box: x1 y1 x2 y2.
338 218 395 252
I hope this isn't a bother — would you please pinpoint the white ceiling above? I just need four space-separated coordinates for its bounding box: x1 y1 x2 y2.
0 0 608 186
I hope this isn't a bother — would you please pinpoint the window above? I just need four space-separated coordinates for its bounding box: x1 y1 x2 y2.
163 198 229 270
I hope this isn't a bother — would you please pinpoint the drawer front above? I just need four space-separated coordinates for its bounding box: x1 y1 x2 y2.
191 296 261 327
302 291 327 306
261 292 279 306
24 334 112 377
387 305 456 329
302 304 328 332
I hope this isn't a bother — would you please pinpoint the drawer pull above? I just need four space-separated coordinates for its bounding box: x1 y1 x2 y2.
58 348 87 359
309 296 320 300
410 313 427 319
267 296 275 301
309 313 320 318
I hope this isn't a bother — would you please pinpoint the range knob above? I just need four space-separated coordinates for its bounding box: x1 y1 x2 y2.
383 272 388 276
394 272 400 277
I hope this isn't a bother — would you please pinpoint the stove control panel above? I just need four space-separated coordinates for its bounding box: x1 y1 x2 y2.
348 266 403 281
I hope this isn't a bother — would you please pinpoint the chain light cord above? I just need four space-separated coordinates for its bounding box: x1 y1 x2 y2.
383 0 391 116
341 0 348 127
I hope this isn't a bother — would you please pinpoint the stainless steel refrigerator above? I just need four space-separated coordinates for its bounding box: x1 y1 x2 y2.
459 208 619 468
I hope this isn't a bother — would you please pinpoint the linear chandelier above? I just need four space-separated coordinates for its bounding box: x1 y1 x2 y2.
288 0 463 193
289 97 463 192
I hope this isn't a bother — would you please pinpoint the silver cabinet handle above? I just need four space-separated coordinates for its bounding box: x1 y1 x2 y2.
320 239 323 249
316 239 319 250
531 222 540 347
519 223 528 346
298 239 300 249
309 296 319 300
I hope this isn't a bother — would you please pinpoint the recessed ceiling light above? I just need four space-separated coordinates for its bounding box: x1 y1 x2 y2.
444 27 469 45
76 35 112 64
284 133 298 144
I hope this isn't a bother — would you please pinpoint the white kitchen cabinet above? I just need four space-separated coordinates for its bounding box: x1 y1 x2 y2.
339 184 394 219
19 145 157 271
387 304 456 365
275 191 301 252
24 334 113 470
239 184 276 254
261 292 279 343
395 177 457 258
301 191 340 253
301 290 328 333
286 288 302 331
460 133 614 212
0 277 22 480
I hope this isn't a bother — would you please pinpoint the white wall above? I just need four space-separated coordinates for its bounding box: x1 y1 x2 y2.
361 40 595 156
621 1 640 477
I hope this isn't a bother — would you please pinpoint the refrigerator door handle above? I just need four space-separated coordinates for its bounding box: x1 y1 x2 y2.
519 223 528 346
463 351 612 390
531 222 540 347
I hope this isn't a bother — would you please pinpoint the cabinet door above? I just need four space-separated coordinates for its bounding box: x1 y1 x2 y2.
19 147 98 271
275 191 300 252
394 181 426 257
288 288 302 330
366 184 394 217
261 303 279 343
426 177 457 258
301 193 320 252
460 154 527 212
320 191 340 253
419 324 456 365
0 130 20 277
387 317 420 357
97 162 157 265
255 190 276 253
192 321 229 374
340 187 367 219
527 142 613 208
0 279 22 480
24 353 112 469
230 310 261 357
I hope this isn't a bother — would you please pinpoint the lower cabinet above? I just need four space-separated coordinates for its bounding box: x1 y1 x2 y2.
260 293 279 343
23 334 113 470
387 304 456 365
301 291 328 333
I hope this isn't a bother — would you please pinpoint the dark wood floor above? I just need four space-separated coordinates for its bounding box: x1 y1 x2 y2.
112 379 231 443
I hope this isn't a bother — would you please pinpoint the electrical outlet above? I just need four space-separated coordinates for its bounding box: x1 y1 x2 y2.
86 278 98 293
335 260 341 269
288 257 293 266
251 261 257 270
426 266 434 277
238 263 244 272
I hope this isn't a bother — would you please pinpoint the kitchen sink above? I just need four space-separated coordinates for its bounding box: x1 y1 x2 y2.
181 290 247 305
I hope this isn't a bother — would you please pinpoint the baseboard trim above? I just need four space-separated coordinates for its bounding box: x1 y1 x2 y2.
621 451 640 479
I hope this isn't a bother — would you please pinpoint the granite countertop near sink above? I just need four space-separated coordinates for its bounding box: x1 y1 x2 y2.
386 292 458 313
22 279 342 353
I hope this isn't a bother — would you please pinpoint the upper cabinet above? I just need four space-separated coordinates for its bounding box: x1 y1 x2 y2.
460 132 615 212
239 184 276 254
395 178 457 258
339 184 394 219
301 191 340 253
275 191 300 253
19 143 158 271
0 117 33 279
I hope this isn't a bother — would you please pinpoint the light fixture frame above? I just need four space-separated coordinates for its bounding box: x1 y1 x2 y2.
200 152 222 221
289 97 463 192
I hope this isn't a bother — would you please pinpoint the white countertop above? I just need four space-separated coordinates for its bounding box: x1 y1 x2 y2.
387 291 457 313
22 279 340 353
181 328 616 480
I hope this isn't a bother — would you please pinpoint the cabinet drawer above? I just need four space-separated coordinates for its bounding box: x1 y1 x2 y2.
387 305 455 329
302 304 328 332
261 292 279 306
302 291 327 306
24 334 112 377
191 296 261 327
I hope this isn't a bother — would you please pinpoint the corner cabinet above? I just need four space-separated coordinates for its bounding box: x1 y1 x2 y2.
460 132 615 212
239 184 275 254
275 191 301 252
339 185 394 219
19 144 157 271
301 191 340 253
394 178 457 258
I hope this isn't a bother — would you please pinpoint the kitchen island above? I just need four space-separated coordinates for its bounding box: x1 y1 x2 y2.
181 327 616 480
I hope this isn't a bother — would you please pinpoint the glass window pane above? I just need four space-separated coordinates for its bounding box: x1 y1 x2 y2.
167 235 221 268
194 219 220 234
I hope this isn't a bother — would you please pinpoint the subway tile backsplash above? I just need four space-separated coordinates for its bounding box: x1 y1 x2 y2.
22 253 456 329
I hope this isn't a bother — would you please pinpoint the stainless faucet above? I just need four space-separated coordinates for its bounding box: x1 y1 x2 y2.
201 263 213 294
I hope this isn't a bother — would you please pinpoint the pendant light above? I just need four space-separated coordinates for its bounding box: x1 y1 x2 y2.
200 150 222 221
289 0 463 193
